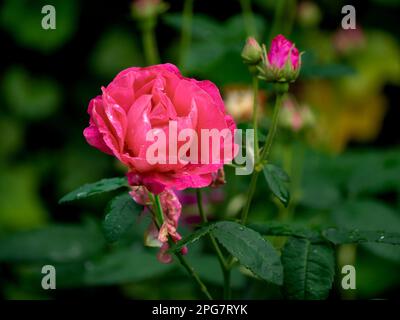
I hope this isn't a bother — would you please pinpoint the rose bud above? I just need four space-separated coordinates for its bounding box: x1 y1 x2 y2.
241 37 263 66
258 34 302 83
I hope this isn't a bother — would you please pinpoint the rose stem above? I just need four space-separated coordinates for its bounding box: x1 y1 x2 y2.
240 87 286 225
252 75 260 163
141 19 160 65
269 0 297 40
196 189 231 299
178 0 194 70
239 0 258 38
153 194 213 300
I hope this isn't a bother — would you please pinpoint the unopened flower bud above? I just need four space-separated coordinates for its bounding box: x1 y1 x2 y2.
241 37 262 66
258 34 302 83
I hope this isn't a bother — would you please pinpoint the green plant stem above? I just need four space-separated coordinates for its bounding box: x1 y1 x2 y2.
259 93 283 161
269 0 297 39
153 194 213 300
252 76 260 163
239 0 257 38
179 0 194 69
196 189 231 299
142 23 160 65
240 169 260 225
174 249 213 300
240 91 285 225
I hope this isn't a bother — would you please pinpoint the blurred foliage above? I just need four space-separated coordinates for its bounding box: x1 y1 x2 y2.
2 67 61 120
0 0 399 300
90 28 144 79
1 0 78 53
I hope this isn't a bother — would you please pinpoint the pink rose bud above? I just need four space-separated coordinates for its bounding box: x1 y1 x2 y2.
258 34 302 83
241 37 263 66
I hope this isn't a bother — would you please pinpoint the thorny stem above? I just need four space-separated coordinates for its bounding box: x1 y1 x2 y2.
196 189 231 299
152 194 213 300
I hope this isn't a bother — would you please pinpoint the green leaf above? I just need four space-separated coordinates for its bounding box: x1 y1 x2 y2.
84 249 172 285
333 200 400 262
249 222 321 240
0 224 105 263
168 224 216 253
322 228 400 245
211 221 283 285
59 177 128 203
282 237 335 300
263 164 290 207
103 193 143 243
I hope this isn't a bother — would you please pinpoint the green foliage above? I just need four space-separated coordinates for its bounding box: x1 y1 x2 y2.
212 221 283 285
322 228 400 245
1 0 78 52
59 177 129 203
189 254 246 289
0 223 105 263
333 200 400 262
168 224 216 253
84 248 172 285
103 193 143 243
263 164 290 207
0 165 47 231
249 222 321 240
0 117 23 159
1 0 399 300
2 67 61 120
281 237 335 300
90 28 144 79
163 14 266 84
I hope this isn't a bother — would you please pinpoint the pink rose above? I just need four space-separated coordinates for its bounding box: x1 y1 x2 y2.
84 64 236 194
258 34 302 83
268 34 300 70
